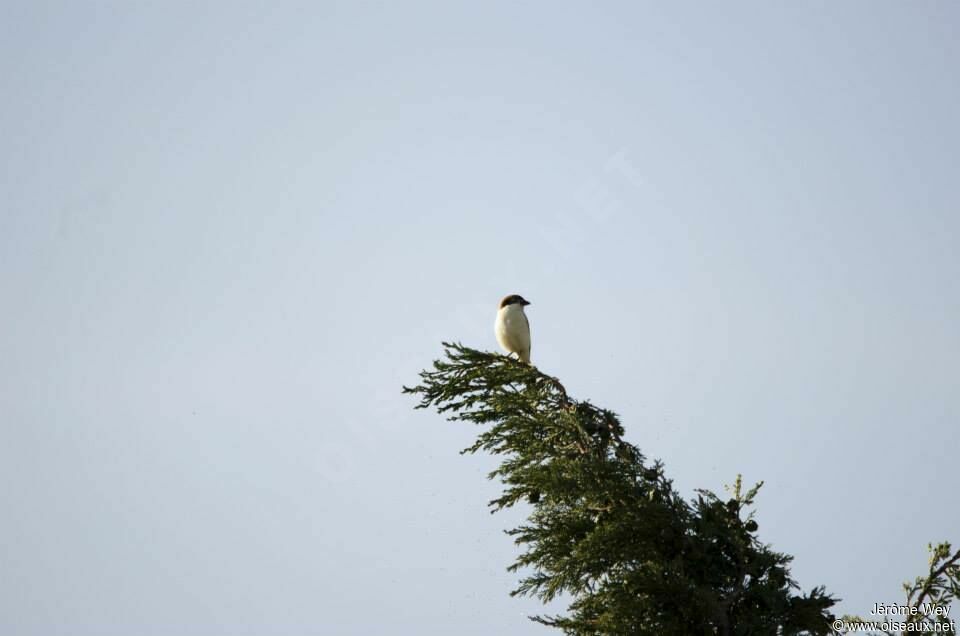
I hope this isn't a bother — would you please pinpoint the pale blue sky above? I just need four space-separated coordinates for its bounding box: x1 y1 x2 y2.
2 2 958 634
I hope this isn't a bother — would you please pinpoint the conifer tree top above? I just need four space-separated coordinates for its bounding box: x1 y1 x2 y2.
405 343 838 635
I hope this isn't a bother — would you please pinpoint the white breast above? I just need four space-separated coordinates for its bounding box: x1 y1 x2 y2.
495 304 531 362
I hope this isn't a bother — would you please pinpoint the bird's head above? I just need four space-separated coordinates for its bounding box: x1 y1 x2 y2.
499 294 531 309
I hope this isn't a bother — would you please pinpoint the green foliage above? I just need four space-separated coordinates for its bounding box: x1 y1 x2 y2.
404 343 837 635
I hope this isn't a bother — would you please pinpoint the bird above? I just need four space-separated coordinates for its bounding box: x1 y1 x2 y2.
495 294 531 363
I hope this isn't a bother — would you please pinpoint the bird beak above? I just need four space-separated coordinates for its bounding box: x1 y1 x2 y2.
523 299 531 306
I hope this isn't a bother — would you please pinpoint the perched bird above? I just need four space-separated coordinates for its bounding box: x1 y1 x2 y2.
495 294 532 363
